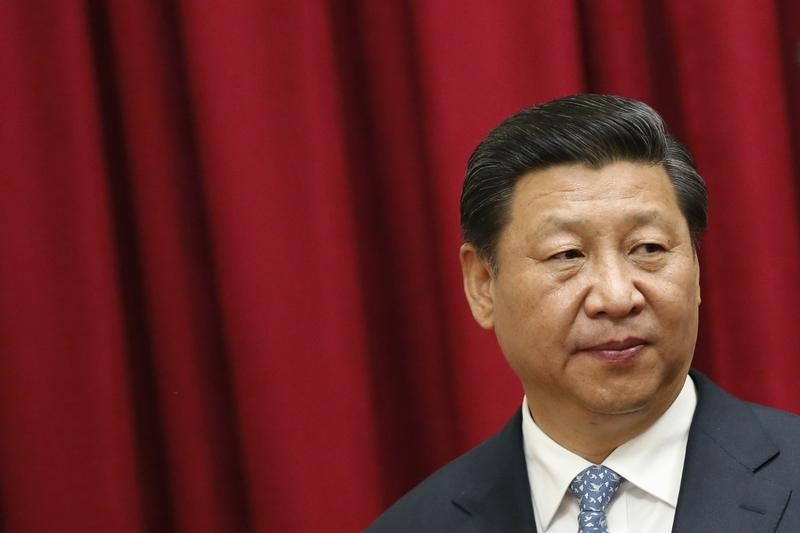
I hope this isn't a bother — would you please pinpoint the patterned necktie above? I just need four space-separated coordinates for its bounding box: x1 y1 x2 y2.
568 465 624 533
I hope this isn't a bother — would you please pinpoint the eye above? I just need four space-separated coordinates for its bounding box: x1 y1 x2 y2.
633 242 666 254
550 249 584 261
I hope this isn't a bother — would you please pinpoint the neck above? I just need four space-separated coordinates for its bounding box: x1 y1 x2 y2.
543 412 655 464
526 385 683 464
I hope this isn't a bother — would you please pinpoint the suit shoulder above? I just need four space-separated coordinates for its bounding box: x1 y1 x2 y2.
746 401 800 445
365 411 523 532
726 400 800 488
364 434 496 532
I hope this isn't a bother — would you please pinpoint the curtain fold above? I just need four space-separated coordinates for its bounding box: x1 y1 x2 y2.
1 2 798 531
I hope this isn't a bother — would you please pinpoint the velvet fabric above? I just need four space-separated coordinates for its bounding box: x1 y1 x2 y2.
1 2 798 531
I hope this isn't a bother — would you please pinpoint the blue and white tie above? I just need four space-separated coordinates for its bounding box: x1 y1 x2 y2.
568 465 624 533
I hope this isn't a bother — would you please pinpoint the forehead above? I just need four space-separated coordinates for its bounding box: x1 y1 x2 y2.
507 161 682 229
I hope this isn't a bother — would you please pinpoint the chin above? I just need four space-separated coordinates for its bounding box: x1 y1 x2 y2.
586 401 649 416
580 387 656 417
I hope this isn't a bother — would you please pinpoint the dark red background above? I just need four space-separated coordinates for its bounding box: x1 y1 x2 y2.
1 2 798 532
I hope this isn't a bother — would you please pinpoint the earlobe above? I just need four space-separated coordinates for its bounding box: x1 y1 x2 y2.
459 244 496 329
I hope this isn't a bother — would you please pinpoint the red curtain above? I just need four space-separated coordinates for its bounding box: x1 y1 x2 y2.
1 1 798 531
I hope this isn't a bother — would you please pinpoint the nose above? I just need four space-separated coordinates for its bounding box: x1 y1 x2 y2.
583 255 645 319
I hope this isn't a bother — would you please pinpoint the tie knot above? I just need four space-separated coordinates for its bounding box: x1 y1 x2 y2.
568 465 624 512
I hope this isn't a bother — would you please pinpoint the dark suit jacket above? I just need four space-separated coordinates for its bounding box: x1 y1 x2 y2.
367 370 800 532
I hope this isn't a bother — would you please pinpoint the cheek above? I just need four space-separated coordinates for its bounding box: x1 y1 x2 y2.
493 281 578 358
495 275 573 329
661 259 700 297
647 275 701 339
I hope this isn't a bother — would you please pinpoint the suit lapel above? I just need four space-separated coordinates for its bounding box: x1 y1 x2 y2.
451 409 537 532
672 370 791 533
450 371 793 532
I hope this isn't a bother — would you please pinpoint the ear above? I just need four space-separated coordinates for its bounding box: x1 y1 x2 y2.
459 243 496 329
694 256 702 306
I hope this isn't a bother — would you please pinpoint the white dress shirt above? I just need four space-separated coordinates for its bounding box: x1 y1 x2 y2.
522 375 697 533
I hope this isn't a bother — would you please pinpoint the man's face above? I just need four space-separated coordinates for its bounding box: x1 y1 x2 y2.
461 161 700 426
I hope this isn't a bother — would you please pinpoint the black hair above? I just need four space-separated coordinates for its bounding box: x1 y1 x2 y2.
461 94 707 271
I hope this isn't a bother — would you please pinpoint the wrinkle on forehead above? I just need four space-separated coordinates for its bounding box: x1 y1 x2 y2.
515 175 654 202
537 208 664 231
514 161 675 203
506 162 685 240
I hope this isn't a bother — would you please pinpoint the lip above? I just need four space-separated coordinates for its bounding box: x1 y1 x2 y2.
577 337 647 363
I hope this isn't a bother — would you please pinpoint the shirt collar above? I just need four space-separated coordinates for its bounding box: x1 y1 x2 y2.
521 374 697 531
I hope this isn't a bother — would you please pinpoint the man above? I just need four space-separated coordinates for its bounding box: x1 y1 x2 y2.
367 95 800 532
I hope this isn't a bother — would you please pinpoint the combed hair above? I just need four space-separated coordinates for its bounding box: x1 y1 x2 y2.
461 94 708 271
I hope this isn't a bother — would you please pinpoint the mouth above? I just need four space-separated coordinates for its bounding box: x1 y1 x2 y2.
577 337 647 363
